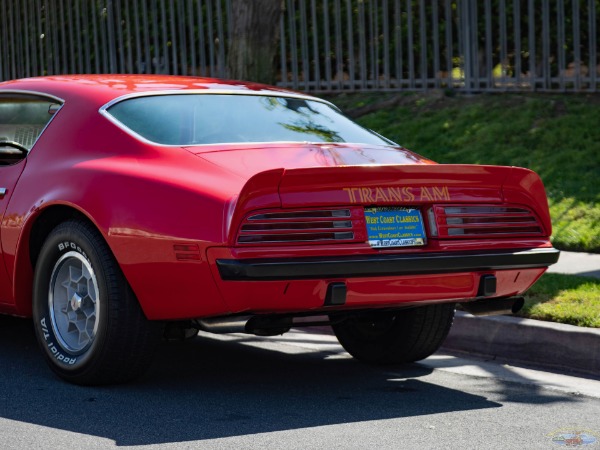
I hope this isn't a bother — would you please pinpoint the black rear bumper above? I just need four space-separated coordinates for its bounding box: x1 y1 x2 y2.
216 247 560 281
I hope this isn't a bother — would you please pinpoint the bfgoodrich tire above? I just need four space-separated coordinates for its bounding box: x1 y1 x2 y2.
331 304 455 364
32 220 162 385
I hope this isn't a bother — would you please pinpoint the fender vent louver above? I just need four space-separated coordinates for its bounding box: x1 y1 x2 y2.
237 208 366 245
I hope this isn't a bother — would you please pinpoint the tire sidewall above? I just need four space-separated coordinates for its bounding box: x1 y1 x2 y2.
33 224 109 374
332 305 455 364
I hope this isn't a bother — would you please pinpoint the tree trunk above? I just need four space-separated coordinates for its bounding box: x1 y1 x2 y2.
227 0 284 85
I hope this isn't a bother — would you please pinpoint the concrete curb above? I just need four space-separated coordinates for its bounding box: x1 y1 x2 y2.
442 312 600 378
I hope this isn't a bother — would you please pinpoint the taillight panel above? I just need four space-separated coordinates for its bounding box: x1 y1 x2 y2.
431 205 544 238
236 204 545 246
237 207 367 245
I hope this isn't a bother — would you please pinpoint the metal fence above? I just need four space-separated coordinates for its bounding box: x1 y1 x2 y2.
1 0 599 93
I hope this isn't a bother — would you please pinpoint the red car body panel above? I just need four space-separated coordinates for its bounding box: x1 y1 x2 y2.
0 75 558 322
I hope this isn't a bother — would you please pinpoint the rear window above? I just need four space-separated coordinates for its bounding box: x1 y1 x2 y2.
105 94 392 146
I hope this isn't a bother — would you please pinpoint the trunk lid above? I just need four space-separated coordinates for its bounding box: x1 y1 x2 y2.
191 142 433 179
276 164 508 208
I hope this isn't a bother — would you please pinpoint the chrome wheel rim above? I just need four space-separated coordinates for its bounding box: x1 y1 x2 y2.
49 251 100 353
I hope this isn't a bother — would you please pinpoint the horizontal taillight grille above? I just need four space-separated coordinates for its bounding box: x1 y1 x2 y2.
237 208 366 245
432 205 544 238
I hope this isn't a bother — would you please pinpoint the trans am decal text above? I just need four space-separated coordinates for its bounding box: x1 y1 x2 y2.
343 186 450 203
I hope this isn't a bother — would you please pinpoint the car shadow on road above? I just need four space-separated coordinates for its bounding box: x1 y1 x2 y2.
0 315 576 446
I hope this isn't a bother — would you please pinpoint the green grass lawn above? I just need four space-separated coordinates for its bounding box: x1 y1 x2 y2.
521 273 600 328
328 91 600 253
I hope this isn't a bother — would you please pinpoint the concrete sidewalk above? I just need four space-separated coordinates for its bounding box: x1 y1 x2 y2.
546 250 600 278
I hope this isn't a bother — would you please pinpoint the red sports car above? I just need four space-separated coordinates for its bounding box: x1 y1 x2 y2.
0 75 559 385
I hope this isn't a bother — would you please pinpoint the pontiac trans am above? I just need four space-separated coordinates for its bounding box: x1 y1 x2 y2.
0 75 559 385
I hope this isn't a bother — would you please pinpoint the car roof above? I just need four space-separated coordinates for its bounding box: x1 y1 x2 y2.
0 74 313 108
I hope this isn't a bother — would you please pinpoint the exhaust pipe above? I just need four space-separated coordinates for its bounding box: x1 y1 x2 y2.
196 316 251 334
460 296 525 317
196 315 292 336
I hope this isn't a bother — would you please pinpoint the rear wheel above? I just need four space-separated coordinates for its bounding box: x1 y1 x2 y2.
331 304 455 364
32 220 162 385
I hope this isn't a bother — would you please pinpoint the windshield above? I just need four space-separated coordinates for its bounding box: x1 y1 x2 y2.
106 94 392 146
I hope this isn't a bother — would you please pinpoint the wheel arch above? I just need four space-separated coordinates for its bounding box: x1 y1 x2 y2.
12 204 102 316
30 215 163 385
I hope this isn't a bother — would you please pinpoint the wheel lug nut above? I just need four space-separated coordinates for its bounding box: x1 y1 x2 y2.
70 293 83 311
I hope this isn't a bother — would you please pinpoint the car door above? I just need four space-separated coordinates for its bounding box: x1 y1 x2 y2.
0 93 59 305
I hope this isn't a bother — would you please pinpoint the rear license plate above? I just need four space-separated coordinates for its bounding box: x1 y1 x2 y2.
364 207 426 248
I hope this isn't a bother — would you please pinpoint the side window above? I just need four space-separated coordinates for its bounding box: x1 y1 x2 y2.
0 94 60 164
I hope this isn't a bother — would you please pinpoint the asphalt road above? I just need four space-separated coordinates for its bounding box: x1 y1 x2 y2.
1 315 599 449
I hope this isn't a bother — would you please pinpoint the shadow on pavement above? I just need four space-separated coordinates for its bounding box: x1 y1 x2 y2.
0 314 579 446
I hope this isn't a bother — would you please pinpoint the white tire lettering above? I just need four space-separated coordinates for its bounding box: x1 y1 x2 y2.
57 242 90 263
47 342 77 365
40 318 50 340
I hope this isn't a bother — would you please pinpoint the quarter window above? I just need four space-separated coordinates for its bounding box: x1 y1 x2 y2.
0 94 60 157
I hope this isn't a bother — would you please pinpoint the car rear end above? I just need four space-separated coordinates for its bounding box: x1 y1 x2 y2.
100 84 559 365
206 163 558 319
